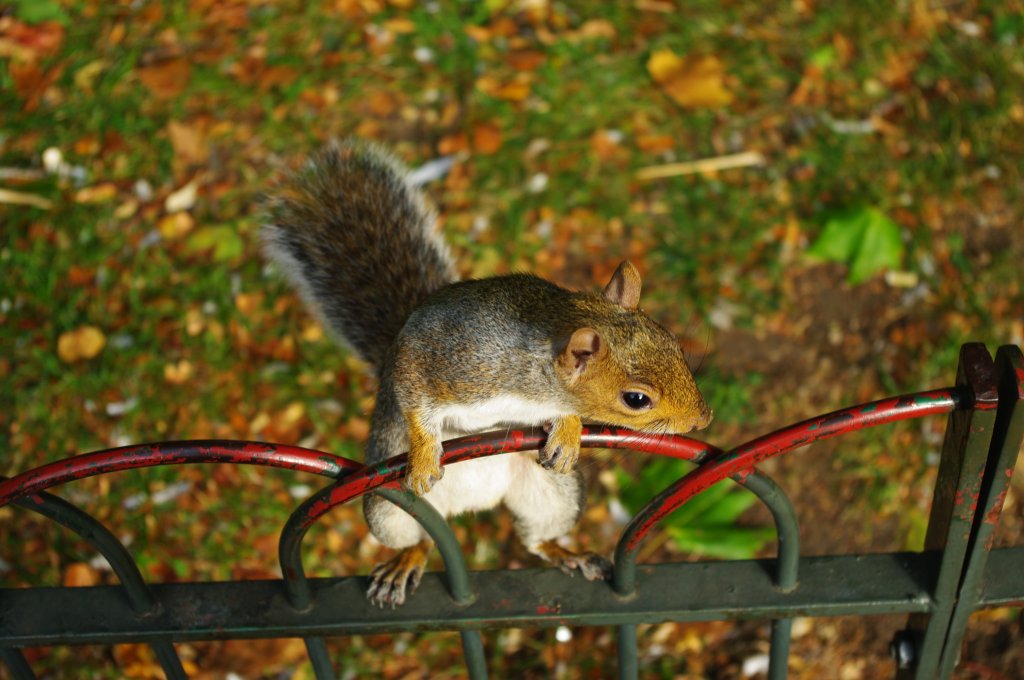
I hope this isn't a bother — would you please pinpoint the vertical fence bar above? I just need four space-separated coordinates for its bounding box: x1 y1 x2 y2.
375 489 487 679
935 345 1024 677
304 637 336 680
616 623 638 680
895 343 999 679
741 473 801 680
0 648 36 680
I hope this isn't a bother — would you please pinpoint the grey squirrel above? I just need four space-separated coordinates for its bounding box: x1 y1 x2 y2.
262 140 712 608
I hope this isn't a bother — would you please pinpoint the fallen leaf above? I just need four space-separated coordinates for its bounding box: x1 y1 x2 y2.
167 120 209 166
234 292 263 316
63 562 99 587
438 132 469 155
0 19 65 61
164 360 194 385
647 49 734 109
164 179 199 212
58 326 106 362
186 225 244 261
472 122 502 155
590 130 623 161
138 57 191 99
574 19 616 41
73 59 106 93
158 211 195 239
74 183 118 204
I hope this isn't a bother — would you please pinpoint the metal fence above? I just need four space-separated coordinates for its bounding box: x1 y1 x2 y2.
2 342 1022 679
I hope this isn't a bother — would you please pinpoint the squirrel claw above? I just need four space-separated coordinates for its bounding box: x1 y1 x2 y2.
367 543 430 608
540 441 580 474
540 416 582 474
563 552 613 581
405 461 444 496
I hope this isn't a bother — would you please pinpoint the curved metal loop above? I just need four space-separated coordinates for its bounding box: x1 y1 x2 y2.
7 483 187 679
11 488 159 615
612 388 961 595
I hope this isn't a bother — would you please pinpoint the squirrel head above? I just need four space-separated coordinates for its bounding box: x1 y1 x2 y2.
555 261 713 435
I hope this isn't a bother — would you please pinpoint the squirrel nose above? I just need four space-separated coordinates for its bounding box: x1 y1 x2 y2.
688 408 713 432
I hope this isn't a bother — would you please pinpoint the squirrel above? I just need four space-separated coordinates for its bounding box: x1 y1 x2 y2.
262 140 713 608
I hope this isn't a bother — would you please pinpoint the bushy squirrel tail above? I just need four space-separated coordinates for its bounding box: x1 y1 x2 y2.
262 140 457 372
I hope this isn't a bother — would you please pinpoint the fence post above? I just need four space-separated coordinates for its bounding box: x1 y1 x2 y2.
933 345 1024 676
893 343 999 679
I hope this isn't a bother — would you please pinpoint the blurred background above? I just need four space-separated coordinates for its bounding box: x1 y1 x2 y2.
2 0 1023 677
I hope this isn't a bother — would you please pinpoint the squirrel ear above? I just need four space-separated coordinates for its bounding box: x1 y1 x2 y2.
603 261 642 310
561 328 604 380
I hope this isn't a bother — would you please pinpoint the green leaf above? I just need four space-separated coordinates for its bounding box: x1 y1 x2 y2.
667 525 774 560
185 225 244 262
847 208 904 283
12 0 69 24
806 206 904 283
617 461 768 559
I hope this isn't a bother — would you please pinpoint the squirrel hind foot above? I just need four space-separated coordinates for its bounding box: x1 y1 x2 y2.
530 540 612 582
366 540 432 608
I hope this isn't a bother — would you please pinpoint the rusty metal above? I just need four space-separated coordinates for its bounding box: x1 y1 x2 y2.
935 345 1024 676
896 344 1000 680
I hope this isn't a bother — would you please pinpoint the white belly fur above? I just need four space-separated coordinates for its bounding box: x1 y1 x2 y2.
423 395 570 517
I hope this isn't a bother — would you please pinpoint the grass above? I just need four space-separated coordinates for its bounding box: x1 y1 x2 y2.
2 0 1023 676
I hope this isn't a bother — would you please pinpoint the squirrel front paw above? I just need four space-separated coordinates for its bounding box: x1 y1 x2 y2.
404 414 444 495
405 460 443 495
405 449 444 496
540 415 583 474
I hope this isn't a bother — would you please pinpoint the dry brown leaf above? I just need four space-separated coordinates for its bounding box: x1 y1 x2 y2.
590 130 623 161
138 57 191 99
234 292 263 316
75 183 118 204
164 360 194 385
0 19 65 62
507 51 545 71
167 120 209 166
158 211 195 239
58 326 106 363
438 132 469 155
647 49 733 109
637 134 675 153
63 562 99 587
574 19 616 41
472 122 503 155
477 74 532 101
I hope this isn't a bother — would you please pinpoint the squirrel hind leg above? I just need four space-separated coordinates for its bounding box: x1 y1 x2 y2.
367 539 433 608
529 540 612 582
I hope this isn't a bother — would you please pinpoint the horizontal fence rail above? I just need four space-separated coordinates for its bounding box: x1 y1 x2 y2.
2 343 1022 680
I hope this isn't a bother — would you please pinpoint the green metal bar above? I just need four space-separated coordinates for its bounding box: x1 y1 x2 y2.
935 345 1024 677
976 545 1024 606
7 485 187 680
1 552 947 645
374 488 487 679
896 343 999 679
374 488 476 606
0 648 35 680
459 630 489 680
303 637 336 680
616 623 638 680
743 473 801 680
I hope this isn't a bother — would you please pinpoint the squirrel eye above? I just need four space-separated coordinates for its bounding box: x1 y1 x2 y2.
621 391 652 410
